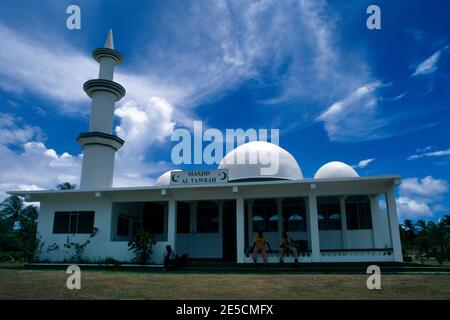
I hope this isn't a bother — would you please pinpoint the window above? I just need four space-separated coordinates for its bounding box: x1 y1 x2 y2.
53 211 94 234
282 198 306 231
317 197 341 230
117 216 129 237
197 201 219 233
252 199 278 232
345 195 372 230
142 202 165 234
177 202 191 233
132 221 140 236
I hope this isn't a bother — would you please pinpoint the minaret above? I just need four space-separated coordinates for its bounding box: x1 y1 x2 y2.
77 30 126 189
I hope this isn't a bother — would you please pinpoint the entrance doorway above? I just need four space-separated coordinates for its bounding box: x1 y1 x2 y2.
222 200 237 262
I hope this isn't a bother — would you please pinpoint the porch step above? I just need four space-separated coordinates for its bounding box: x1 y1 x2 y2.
180 261 450 274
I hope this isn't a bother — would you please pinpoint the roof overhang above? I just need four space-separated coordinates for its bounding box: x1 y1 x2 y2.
7 175 401 202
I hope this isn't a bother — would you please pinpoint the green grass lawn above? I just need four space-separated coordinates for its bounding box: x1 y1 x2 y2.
0 266 449 300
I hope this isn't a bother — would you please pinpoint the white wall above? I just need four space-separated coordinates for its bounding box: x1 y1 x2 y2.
37 195 166 264
347 230 374 249
319 230 343 249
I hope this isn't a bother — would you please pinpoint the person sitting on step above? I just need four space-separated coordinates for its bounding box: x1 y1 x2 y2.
252 231 271 265
279 231 299 264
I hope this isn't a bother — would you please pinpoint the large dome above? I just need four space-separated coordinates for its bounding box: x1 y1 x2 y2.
218 141 303 181
314 161 359 179
155 169 181 186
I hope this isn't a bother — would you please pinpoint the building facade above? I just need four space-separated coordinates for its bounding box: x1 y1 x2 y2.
9 31 403 264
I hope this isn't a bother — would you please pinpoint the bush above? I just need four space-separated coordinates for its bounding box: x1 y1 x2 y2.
0 251 24 262
128 231 156 264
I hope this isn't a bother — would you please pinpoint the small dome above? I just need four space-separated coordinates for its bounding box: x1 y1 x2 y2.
314 161 359 179
155 170 181 186
218 141 303 181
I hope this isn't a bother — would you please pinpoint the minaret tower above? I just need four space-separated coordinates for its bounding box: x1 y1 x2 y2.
77 30 126 189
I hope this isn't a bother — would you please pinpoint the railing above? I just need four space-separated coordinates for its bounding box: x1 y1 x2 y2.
243 247 395 263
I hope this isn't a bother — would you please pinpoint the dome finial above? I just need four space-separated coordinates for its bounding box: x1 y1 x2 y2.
104 29 114 49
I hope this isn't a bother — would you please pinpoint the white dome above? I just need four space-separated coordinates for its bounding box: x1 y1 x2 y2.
314 161 359 179
218 141 303 181
155 169 181 186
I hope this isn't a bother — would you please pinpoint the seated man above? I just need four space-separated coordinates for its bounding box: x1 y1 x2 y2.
252 231 271 264
163 245 179 270
279 232 299 263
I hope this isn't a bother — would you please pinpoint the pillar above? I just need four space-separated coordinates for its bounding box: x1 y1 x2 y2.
307 195 320 262
167 199 177 250
370 194 383 248
386 189 403 262
339 197 348 249
236 197 245 263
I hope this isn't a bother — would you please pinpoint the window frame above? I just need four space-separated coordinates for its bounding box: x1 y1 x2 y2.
52 211 95 234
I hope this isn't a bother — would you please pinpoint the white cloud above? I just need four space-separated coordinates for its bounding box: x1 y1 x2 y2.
397 196 432 218
353 158 375 169
0 113 44 145
411 46 447 76
315 81 389 141
407 148 450 160
400 176 448 198
396 176 449 218
0 115 173 201
115 97 176 160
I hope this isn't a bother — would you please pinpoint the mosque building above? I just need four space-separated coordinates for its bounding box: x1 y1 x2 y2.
9 31 402 264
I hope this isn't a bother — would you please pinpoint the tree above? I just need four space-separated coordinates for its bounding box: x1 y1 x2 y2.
0 196 39 261
401 219 416 248
56 182 76 190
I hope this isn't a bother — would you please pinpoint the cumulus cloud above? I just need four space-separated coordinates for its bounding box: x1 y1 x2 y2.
0 114 172 201
411 46 448 77
115 97 176 159
400 176 448 199
397 196 432 217
396 176 448 218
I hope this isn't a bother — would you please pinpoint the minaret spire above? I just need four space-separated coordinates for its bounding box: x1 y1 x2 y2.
77 30 126 189
104 29 114 49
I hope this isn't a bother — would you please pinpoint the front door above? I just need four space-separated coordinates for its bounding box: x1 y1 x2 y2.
222 200 237 262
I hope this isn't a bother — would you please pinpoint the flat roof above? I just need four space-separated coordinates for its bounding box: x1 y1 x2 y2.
8 175 401 198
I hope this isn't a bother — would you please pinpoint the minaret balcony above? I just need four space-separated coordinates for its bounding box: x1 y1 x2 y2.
92 47 124 64
83 79 126 101
77 131 125 151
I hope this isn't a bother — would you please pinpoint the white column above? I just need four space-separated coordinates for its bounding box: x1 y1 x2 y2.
167 199 177 250
236 197 245 263
370 194 383 248
386 189 403 262
339 197 348 249
307 195 320 262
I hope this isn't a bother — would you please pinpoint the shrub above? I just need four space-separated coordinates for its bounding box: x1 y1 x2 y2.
128 231 156 264
64 228 98 263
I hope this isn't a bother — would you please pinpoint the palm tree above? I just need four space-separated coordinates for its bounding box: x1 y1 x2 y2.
0 196 38 229
416 220 427 235
401 219 416 248
56 182 76 190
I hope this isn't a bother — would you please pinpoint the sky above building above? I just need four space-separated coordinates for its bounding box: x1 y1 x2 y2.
0 0 449 221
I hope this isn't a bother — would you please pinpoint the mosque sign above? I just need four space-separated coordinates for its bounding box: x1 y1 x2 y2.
170 169 228 185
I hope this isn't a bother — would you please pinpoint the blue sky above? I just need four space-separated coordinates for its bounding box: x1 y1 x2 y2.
0 0 449 221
